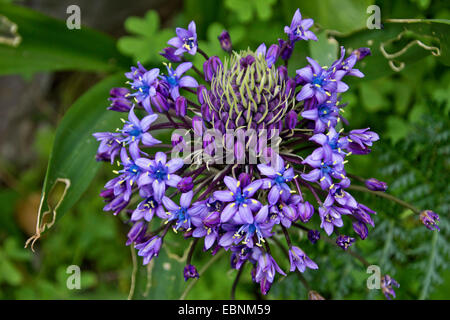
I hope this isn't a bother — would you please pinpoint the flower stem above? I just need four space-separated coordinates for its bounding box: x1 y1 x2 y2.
231 261 246 300
347 184 420 214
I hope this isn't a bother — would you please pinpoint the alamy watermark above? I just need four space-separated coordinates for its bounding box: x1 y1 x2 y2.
366 5 382 30
66 5 81 30
66 265 81 290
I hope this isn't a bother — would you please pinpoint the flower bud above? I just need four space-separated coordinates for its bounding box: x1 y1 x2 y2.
108 87 132 112
298 201 314 223
278 38 294 61
285 110 298 130
238 172 252 188
160 47 182 62
126 221 147 246
184 264 199 281
218 30 232 53
266 44 280 68
308 229 320 244
336 235 355 250
420 210 440 231
203 56 223 81
354 47 371 61
365 178 388 191
177 176 194 193
175 96 187 117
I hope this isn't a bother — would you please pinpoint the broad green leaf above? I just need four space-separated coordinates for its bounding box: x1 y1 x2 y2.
281 0 374 34
117 10 173 65
25 74 125 249
0 4 130 75
225 0 276 23
132 247 187 300
336 19 450 79
309 31 338 66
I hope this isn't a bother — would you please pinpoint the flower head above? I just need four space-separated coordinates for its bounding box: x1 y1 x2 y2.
284 9 317 42
420 210 440 231
168 21 198 56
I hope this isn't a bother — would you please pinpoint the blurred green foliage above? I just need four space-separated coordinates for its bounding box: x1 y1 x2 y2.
0 0 448 299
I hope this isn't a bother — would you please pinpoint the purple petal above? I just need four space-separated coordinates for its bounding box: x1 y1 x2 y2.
154 152 167 165
213 190 234 202
153 180 166 201
180 190 193 208
221 203 237 222
166 158 184 173
140 114 158 132
296 84 314 101
224 176 238 193
162 196 179 211
239 205 254 224
179 75 198 88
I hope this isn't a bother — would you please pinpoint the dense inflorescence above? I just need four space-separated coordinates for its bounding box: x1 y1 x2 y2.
94 8 439 298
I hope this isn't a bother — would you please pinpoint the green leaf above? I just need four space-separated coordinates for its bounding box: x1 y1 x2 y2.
281 0 374 34
309 31 338 66
336 19 450 79
225 0 276 23
132 247 187 300
26 74 125 248
117 10 174 65
0 4 130 75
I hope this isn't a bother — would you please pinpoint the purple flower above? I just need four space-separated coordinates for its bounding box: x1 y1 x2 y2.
230 246 255 270
213 176 262 224
301 147 346 189
127 67 160 112
331 46 365 79
175 96 187 117
365 178 388 191
168 21 198 56
131 186 166 221
289 246 318 272
270 194 302 228
218 30 232 53
135 235 162 265
308 229 320 244
296 58 348 104
111 146 148 201
93 132 122 163
381 275 400 300
160 47 182 62
309 127 349 155
162 191 201 231
108 87 132 112
163 62 198 99
284 9 317 42
255 43 280 68
254 250 286 295
346 128 379 155
324 183 358 209
233 205 274 248
319 206 347 235
184 264 199 281
258 153 296 205
336 235 355 250
420 210 440 231
301 95 340 133
118 107 161 148
135 152 184 200
126 221 148 245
